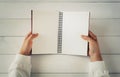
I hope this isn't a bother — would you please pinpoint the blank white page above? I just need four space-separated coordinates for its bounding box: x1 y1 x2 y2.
32 11 59 54
62 12 89 56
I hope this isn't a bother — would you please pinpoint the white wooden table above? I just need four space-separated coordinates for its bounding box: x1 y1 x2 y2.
0 0 120 77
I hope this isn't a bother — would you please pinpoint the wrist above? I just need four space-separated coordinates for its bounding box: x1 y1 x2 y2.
19 51 31 56
90 54 103 62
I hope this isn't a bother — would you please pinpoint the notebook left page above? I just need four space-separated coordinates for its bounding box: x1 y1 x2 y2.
32 11 59 54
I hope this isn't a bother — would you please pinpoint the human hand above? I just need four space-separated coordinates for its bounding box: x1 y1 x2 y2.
81 31 103 62
20 32 38 56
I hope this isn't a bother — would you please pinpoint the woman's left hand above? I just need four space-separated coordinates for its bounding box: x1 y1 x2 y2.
20 32 38 55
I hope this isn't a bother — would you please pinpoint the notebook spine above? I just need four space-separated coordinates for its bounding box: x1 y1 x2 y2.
57 12 63 53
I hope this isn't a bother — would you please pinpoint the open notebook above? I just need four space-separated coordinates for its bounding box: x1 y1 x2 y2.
32 10 90 56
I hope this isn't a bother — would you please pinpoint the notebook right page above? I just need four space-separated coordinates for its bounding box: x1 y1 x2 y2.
62 12 89 56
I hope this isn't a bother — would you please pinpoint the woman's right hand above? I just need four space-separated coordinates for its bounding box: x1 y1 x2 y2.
81 31 103 62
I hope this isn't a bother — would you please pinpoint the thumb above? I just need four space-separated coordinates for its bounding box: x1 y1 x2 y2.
29 33 39 40
81 35 93 42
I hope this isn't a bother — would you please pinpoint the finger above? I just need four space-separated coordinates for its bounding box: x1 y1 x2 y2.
89 31 97 40
28 33 39 41
81 35 93 43
25 32 32 40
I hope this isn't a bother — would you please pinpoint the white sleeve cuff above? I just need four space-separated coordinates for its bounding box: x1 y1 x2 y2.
8 54 31 77
89 61 110 77
14 54 31 65
89 61 107 72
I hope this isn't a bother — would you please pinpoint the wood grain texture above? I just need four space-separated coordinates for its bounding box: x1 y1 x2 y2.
90 19 120 36
0 3 120 18
0 55 15 73
0 0 120 2
0 18 120 54
31 55 120 73
32 74 120 77
1 73 120 77
0 19 120 36
31 55 89 73
31 74 88 77
0 19 30 36
0 37 119 54
0 74 8 77
0 55 120 73
0 37 24 54
0 74 88 77
98 37 120 54
0 1 120 77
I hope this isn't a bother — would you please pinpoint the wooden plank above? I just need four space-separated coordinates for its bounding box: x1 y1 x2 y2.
110 74 120 77
0 55 89 73
1 74 87 77
31 74 88 77
98 37 120 54
0 19 30 36
0 37 24 54
90 19 120 36
0 36 120 54
0 74 8 77
31 55 120 73
103 55 120 73
0 55 120 73
1 0 120 3
0 55 120 74
31 55 89 73
0 55 15 73
0 73 120 77
0 3 120 18
32 74 120 77
0 18 120 36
